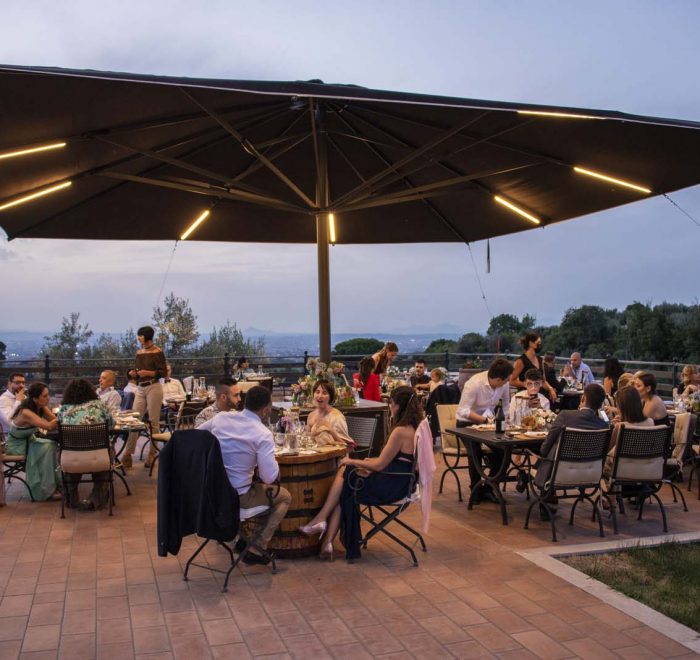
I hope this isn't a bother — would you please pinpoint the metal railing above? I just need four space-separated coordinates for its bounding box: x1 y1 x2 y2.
0 351 686 397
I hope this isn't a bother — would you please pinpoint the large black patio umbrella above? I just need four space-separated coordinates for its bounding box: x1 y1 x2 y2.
2 65 700 360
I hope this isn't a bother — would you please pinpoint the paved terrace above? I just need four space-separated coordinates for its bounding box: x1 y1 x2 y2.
0 446 698 659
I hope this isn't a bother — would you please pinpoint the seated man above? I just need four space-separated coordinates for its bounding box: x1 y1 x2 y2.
456 358 513 502
97 370 122 414
569 352 595 386
410 359 431 392
509 368 550 424
199 386 291 565
533 383 609 491
0 373 26 435
195 378 242 427
160 363 186 402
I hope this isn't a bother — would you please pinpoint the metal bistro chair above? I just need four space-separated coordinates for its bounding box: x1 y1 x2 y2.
58 422 115 517
663 413 694 510
350 443 427 566
603 424 672 534
524 427 612 542
1 428 35 501
345 415 377 459
147 399 209 476
436 404 468 502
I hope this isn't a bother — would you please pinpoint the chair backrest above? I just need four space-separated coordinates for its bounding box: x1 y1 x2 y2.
345 415 377 452
120 391 135 411
611 424 669 482
671 413 696 460
175 400 209 430
58 422 111 474
436 404 458 450
550 426 612 488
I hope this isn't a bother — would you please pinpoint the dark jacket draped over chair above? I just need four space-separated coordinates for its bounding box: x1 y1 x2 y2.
157 429 239 557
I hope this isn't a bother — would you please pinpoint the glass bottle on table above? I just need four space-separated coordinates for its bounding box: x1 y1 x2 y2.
494 398 505 434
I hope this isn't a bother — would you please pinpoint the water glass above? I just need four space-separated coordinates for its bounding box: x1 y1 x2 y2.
274 432 286 448
284 433 298 452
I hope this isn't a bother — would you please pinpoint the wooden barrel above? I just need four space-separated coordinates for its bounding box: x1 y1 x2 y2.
268 446 346 558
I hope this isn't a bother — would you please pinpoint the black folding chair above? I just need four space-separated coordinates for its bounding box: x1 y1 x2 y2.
1 429 35 501
345 415 377 459
58 422 115 517
524 427 612 542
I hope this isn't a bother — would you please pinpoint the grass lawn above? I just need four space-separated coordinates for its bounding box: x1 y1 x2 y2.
563 542 700 632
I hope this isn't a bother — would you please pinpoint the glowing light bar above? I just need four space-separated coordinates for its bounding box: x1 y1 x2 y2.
180 209 211 240
328 213 336 243
573 167 651 194
0 142 67 161
494 195 541 225
0 181 72 212
518 110 600 120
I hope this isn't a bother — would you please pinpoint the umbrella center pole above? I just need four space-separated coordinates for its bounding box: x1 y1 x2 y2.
315 105 331 364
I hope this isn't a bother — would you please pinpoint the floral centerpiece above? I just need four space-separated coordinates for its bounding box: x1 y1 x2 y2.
336 385 356 407
685 392 700 415
532 408 557 429
291 357 356 406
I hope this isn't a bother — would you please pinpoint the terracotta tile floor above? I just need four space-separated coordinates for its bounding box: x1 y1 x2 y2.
1 448 698 659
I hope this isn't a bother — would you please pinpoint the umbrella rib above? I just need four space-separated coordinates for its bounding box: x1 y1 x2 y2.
330 107 469 242
97 171 306 212
334 111 490 207
179 87 316 210
327 134 367 185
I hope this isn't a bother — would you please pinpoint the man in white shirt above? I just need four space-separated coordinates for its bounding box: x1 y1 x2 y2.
160 363 186 402
456 358 513 502
195 378 242 428
0 373 26 434
199 386 291 565
569 352 595 385
97 370 122 414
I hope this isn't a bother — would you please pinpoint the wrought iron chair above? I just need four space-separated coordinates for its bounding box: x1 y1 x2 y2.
1 428 35 501
350 445 427 566
524 427 612 542
435 404 468 502
345 415 377 459
602 424 672 533
663 413 694 510
57 422 115 517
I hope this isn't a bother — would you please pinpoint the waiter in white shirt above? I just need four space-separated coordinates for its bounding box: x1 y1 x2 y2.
456 358 513 503
199 386 291 565
0 373 26 435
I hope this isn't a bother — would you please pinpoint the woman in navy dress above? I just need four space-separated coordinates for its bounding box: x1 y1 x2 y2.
299 386 422 561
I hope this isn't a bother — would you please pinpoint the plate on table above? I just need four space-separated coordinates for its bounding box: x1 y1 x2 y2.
562 389 583 396
472 423 496 431
517 431 547 439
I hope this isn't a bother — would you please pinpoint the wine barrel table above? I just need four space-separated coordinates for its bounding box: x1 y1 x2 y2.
268 445 346 558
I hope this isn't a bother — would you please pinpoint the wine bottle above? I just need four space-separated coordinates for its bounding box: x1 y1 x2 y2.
495 398 505 434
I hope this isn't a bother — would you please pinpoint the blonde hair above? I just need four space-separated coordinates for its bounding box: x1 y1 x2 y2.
617 372 636 390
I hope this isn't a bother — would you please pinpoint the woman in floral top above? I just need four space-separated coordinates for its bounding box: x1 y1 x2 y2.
57 379 114 510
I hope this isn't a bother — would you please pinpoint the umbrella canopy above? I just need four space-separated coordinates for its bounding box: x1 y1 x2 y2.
2 64 700 358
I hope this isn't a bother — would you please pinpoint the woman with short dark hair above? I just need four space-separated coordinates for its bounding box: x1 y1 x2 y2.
306 380 354 447
57 378 115 510
7 382 60 501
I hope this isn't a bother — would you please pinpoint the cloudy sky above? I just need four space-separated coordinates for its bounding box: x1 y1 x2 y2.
1 0 699 336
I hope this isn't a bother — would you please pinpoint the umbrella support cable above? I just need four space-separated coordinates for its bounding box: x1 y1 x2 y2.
663 193 700 229
466 243 492 319
156 240 180 308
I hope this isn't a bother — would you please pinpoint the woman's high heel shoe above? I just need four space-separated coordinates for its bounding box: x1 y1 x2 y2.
298 521 327 536
319 541 334 561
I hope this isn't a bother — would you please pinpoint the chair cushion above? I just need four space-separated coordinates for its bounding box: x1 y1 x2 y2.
442 447 461 456
240 505 270 520
2 455 26 462
555 459 603 486
616 456 663 481
151 432 172 443
61 449 111 474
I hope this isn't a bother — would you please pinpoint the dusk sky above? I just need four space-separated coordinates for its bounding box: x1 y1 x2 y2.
1 1 699 337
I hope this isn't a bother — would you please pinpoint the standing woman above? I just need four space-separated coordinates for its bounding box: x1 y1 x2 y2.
603 357 625 397
372 341 398 376
7 382 61 501
510 332 558 401
355 356 381 402
122 326 167 469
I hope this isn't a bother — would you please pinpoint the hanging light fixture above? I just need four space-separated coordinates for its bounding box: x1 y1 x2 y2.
0 181 72 212
180 209 211 240
328 213 336 244
0 141 67 161
517 110 600 120
494 195 541 225
573 166 651 194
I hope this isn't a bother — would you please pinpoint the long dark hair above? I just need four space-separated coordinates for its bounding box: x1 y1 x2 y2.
616 386 646 423
604 358 624 394
358 357 375 386
62 379 99 406
12 382 48 420
389 385 423 431
376 341 398 374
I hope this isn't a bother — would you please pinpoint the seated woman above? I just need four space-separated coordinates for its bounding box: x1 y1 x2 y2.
299 386 421 561
635 372 669 425
509 368 550 424
560 363 574 381
307 380 355 447
542 351 564 397
604 372 637 420
353 356 381 402
603 357 624 397
7 382 61 501
57 378 115 510
679 364 699 397
603 385 654 481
